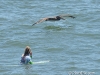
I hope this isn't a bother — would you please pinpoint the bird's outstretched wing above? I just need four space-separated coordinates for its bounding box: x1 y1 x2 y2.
32 18 47 26
59 14 75 19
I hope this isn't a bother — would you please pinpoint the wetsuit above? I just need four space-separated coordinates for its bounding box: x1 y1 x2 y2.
21 55 32 64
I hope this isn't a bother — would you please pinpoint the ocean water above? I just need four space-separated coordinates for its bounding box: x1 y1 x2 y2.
0 0 100 75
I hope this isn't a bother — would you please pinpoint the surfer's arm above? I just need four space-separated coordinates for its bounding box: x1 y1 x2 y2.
29 51 32 58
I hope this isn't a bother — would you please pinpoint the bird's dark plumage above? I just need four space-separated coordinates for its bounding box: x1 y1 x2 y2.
32 14 75 26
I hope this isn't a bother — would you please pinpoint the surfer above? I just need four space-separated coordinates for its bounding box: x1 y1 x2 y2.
20 46 33 64
32 14 75 26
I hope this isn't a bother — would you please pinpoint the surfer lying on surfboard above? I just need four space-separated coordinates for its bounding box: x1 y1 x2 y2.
20 46 33 64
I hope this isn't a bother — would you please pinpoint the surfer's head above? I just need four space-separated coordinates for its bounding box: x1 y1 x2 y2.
24 46 32 56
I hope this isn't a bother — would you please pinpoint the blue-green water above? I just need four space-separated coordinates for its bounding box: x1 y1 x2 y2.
0 0 100 75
